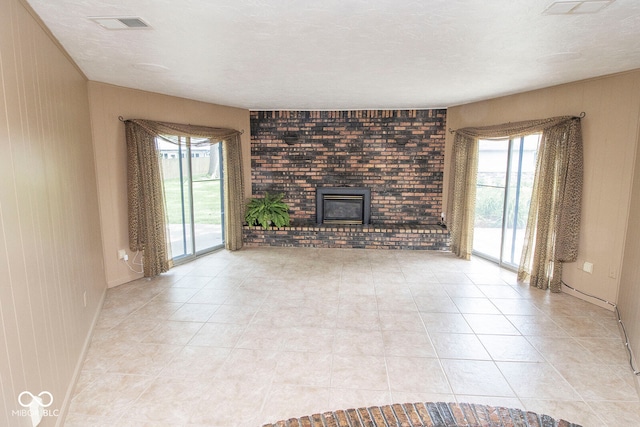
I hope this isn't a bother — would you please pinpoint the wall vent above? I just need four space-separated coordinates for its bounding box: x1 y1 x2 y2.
90 17 151 30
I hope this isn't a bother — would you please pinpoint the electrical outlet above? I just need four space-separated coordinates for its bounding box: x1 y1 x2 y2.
118 249 126 260
583 261 594 274
609 265 618 279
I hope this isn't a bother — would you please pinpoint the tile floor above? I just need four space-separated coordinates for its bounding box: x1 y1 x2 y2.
65 247 640 426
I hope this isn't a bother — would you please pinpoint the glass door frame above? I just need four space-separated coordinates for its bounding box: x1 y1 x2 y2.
170 136 225 266
192 141 225 257
472 135 534 271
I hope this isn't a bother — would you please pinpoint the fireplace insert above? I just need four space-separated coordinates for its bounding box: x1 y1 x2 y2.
316 187 371 224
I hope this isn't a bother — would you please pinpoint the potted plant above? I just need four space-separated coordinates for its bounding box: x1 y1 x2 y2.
244 192 291 229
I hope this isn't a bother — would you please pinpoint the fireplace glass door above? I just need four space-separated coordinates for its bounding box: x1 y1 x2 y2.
323 195 365 224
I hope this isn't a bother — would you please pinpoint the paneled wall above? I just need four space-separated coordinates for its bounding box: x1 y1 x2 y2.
618 112 640 391
250 109 446 225
0 1 106 425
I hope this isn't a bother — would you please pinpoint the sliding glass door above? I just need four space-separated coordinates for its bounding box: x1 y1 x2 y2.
473 134 539 268
158 136 224 263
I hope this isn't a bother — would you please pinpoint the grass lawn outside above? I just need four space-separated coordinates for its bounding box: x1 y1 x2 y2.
163 176 223 225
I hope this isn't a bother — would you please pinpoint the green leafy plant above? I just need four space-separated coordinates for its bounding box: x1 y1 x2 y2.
244 192 291 229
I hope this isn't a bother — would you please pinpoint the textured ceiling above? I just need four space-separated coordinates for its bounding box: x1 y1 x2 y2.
24 0 640 110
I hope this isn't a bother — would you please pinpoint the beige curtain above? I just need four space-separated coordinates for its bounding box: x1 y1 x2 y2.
447 131 479 260
448 116 583 291
221 133 245 251
125 119 244 277
125 121 171 277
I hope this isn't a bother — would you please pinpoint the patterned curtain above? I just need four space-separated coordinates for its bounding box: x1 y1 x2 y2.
125 119 244 277
448 116 583 291
222 133 245 251
125 121 171 277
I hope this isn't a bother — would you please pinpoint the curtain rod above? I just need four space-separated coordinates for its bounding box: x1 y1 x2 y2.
448 111 586 134
118 116 245 134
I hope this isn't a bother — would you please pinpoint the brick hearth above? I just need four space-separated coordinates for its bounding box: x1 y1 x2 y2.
243 224 449 250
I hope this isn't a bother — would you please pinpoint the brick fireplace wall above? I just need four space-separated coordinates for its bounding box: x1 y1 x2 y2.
249 109 446 226
245 109 449 250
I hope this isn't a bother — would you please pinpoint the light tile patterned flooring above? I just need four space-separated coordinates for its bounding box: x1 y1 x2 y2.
65 247 640 426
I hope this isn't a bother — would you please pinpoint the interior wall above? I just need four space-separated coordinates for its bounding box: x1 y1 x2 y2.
87 82 251 288
0 1 106 426
618 109 640 391
445 69 640 311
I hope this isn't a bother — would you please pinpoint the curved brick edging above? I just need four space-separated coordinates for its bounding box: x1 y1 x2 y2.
262 402 582 427
242 224 450 250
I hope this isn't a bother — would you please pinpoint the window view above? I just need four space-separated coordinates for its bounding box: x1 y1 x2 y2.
473 134 540 268
157 136 224 262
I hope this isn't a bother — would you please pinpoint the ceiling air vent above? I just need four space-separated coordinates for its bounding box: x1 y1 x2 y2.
90 17 151 30
543 0 615 15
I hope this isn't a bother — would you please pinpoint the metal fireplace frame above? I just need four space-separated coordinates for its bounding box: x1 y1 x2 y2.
316 187 371 225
